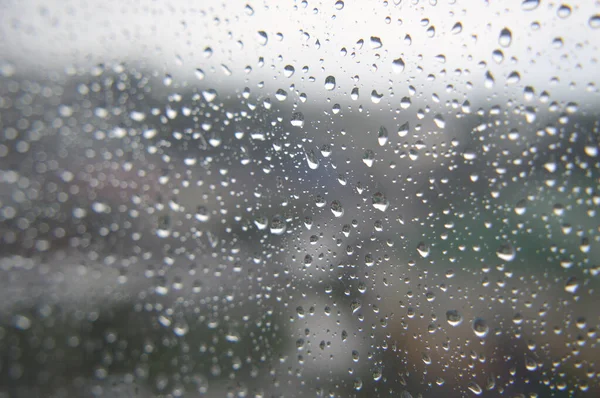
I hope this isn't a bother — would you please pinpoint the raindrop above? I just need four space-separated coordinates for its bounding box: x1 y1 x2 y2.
195 206 210 222
362 150 375 167
370 36 383 49
330 200 344 217
472 318 489 338
304 254 313 267
291 112 305 127
324 75 336 90
514 199 527 215
451 22 463 34
371 90 383 103
557 4 571 19
564 277 579 294
398 122 409 137
496 242 516 262
275 89 288 101
590 15 600 29
269 215 286 235
416 242 430 258
392 58 405 73
525 356 538 371
446 310 463 327
498 28 512 47
584 145 598 157
305 150 320 170
433 114 445 128
378 126 389 146
257 31 268 45
521 0 540 11
372 192 389 212
467 381 483 395
283 65 295 77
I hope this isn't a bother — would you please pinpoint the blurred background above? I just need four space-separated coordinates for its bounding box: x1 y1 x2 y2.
0 0 599 396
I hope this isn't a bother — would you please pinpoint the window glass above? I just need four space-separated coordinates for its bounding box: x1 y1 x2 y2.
0 0 599 396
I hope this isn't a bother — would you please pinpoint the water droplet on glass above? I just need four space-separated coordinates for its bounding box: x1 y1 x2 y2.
451 22 463 34
498 28 512 47
370 36 383 49
446 310 463 327
291 112 305 127
330 200 344 217
362 150 375 167
257 31 268 45
372 192 389 212
564 277 579 294
467 381 483 395
392 58 405 73
335 0 345 10
472 318 489 338
514 199 527 215
521 0 540 11
275 89 288 101
557 4 571 19
377 126 389 146
324 75 336 90
195 206 210 222
525 356 538 371
398 122 409 137
305 150 320 170
584 145 598 157
371 90 383 103
416 242 430 258
270 215 287 235
433 114 445 128
589 15 600 29
496 242 516 262
284 65 295 77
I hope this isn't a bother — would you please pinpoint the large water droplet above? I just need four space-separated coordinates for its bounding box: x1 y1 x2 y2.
472 318 489 338
305 150 320 170
416 242 430 258
498 28 512 47
330 200 344 217
521 0 540 11
372 192 389 212
446 310 463 327
496 242 516 262
362 150 375 167
324 75 336 90
377 126 389 146
291 112 305 127
392 58 405 73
